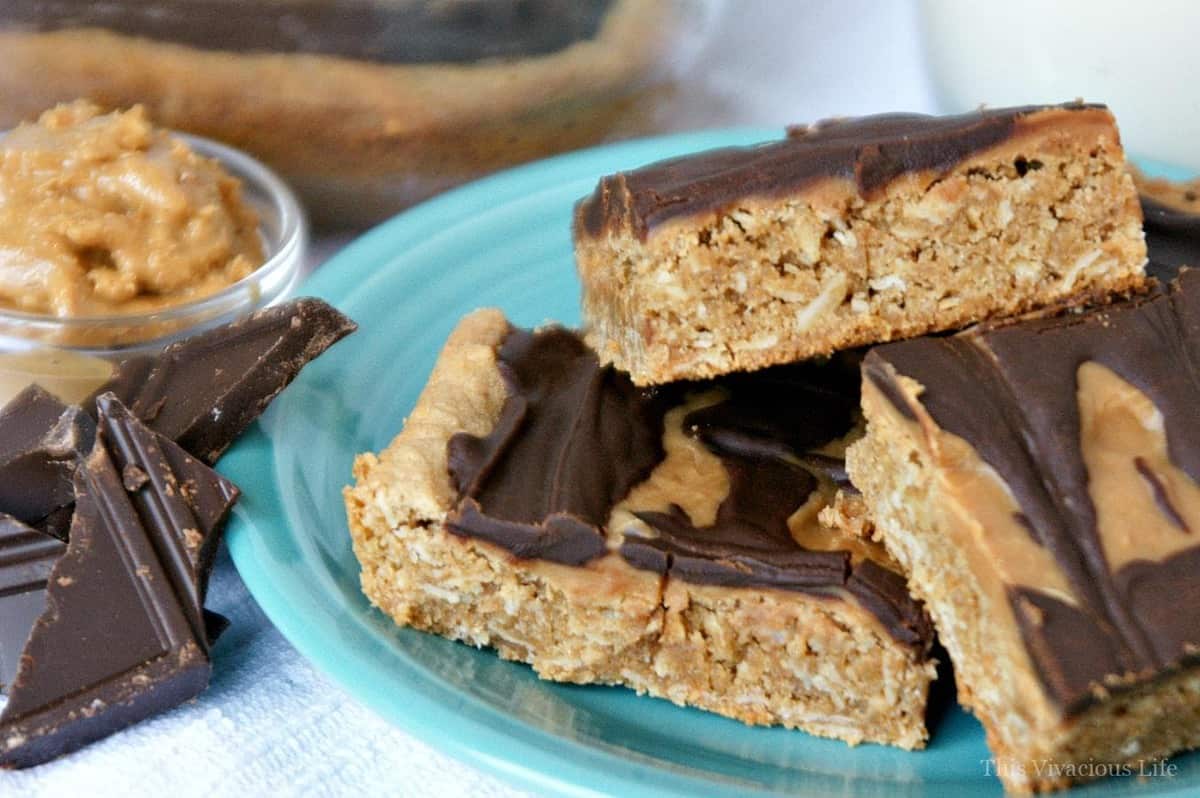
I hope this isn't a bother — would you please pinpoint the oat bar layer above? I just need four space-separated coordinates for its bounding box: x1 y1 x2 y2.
575 103 1147 385
847 269 1200 791
345 310 935 748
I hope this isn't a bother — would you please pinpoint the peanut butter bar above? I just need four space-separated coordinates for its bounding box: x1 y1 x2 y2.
847 269 1200 791
575 103 1147 385
345 311 935 748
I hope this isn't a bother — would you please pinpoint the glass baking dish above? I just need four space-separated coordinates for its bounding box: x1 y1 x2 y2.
0 0 720 228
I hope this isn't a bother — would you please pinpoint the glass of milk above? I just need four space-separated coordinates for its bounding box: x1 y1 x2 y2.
921 0 1200 171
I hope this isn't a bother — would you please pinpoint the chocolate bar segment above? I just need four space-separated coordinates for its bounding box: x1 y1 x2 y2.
91 297 357 464
94 393 240 621
0 514 64 692
444 324 929 646
0 398 239 768
0 386 94 530
850 269 1200 791
446 326 675 566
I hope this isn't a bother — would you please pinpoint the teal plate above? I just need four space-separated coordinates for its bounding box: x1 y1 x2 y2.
222 130 1200 797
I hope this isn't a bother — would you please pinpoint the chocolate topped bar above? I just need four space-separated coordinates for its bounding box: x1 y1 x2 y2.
849 269 1200 790
574 102 1146 384
347 309 937 748
579 103 1101 241
863 270 1200 711
444 323 928 647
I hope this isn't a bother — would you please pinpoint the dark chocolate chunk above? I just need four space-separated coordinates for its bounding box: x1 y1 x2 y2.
0 386 94 530
90 297 357 464
576 103 1105 240
445 325 676 566
1 0 613 63
0 398 239 768
94 393 240 622
0 514 65 693
865 269 1200 712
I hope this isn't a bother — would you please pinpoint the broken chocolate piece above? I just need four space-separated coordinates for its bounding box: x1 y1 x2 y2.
95 393 240 620
0 514 65 692
89 297 357 464
0 386 94 530
0 398 240 768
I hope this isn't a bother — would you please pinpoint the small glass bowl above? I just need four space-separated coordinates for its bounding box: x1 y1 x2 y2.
0 133 308 404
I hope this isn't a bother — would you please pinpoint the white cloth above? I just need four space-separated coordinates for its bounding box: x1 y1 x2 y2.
2 552 523 798
1 3 935 795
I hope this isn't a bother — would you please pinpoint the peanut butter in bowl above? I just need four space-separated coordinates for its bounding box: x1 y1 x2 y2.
0 101 264 317
0 100 306 405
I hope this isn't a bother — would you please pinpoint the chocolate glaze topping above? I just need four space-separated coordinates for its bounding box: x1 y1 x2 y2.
866 269 1200 712
446 326 930 648
446 326 674 566
0 386 94 531
1142 196 1200 281
622 360 930 647
3 0 614 63
576 102 1106 241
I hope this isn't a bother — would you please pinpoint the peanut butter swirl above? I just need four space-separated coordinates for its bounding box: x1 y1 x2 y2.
865 269 1200 712
445 325 931 648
